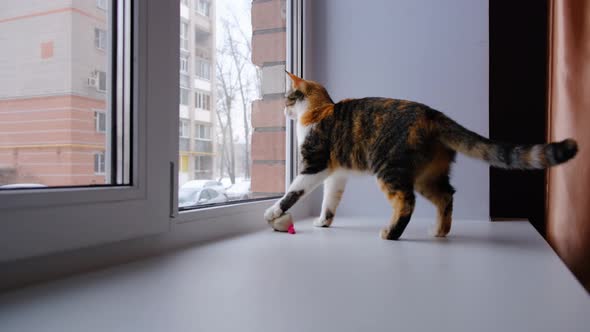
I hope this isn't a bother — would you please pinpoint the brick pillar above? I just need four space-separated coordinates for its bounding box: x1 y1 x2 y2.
250 0 286 197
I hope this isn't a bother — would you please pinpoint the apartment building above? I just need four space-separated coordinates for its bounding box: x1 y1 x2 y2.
179 0 217 186
0 0 111 186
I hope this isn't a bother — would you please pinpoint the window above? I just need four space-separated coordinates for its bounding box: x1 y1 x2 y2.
94 111 106 133
194 155 212 178
195 124 211 140
180 88 190 105
95 28 107 50
94 152 106 175
180 55 189 73
180 21 189 51
178 0 288 210
180 73 191 88
179 119 190 138
181 0 189 6
195 91 210 110
195 0 210 17
195 58 210 80
97 0 108 10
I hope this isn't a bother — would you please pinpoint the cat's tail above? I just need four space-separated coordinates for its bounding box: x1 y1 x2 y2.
435 113 578 169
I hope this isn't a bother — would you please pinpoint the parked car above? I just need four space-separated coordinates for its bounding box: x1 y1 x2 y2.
225 180 251 201
181 179 225 192
178 187 228 208
0 183 47 189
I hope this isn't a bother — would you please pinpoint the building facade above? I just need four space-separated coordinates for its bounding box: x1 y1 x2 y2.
0 0 217 187
0 0 110 186
179 0 217 186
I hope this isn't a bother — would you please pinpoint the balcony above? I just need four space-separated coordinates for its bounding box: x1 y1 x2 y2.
179 137 190 151
194 139 212 153
194 47 212 60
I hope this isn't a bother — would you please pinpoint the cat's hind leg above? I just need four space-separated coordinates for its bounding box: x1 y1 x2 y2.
415 147 455 237
415 174 455 237
314 173 348 227
264 170 329 222
377 176 415 240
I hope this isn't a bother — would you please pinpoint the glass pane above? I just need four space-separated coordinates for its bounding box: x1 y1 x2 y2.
0 0 128 189
178 0 286 209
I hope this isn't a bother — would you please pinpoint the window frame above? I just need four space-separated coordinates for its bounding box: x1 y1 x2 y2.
94 110 107 132
174 0 303 223
0 0 305 262
95 28 107 51
194 58 210 80
94 152 106 175
0 0 178 262
97 0 108 11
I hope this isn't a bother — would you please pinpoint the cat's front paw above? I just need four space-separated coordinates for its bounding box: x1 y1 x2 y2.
313 217 332 228
264 205 283 222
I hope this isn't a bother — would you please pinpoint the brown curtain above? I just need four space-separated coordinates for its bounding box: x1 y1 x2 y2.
547 0 590 291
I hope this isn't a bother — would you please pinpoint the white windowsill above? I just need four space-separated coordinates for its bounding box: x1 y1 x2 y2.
1 217 588 331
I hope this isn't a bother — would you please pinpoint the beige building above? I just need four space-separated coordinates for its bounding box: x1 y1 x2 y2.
179 0 217 185
0 0 217 187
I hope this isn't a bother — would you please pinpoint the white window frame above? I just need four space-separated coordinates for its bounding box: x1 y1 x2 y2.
174 0 302 223
195 0 210 17
95 28 107 50
195 90 210 110
0 0 304 264
180 20 189 51
94 110 106 133
180 54 189 73
179 119 190 138
195 123 211 140
94 152 106 175
0 0 177 262
97 0 108 11
180 87 190 105
195 58 210 80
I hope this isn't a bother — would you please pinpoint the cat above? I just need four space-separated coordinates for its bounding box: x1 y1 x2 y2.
264 72 578 240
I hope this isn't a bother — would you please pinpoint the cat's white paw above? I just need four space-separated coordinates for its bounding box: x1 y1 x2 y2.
428 224 449 238
313 217 332 227
264 205 283 222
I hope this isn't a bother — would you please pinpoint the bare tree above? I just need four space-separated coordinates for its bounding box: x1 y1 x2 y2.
223 18 254 179
216 60 237 184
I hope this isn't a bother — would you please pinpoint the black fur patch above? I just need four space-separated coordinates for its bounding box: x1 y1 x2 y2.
385 215 412 240
279 190 304 212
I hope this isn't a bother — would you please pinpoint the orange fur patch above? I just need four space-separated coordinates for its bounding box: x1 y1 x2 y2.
301 104 334 126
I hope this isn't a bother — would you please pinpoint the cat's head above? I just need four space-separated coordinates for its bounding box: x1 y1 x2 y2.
284 72 333 119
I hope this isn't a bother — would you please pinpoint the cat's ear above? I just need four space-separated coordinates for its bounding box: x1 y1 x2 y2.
286 71 304 90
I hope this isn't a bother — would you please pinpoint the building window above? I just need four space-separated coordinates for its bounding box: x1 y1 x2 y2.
181 0 189 6
195 124 211 140
180 21 189 51
195 91 210 110
180 88 190 105
195 0 210 17
179 119 190 138
194 155 212 177
94 28 107 50
195 58 210 80
180 73 191 88
94 152 106 175
96 0 108 10
180 55 189 73
94 111 106 133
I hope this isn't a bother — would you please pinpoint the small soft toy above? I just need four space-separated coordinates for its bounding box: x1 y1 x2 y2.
269 213 296 234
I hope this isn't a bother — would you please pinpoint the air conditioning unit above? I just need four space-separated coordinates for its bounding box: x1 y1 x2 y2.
87 76 98 88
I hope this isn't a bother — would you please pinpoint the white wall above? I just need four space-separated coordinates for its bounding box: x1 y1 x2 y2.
305 0 489 220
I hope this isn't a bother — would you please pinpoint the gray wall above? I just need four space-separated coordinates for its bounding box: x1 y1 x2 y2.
305 0 489 220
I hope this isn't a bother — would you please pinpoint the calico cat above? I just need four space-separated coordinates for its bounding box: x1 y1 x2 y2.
264 72 578 240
